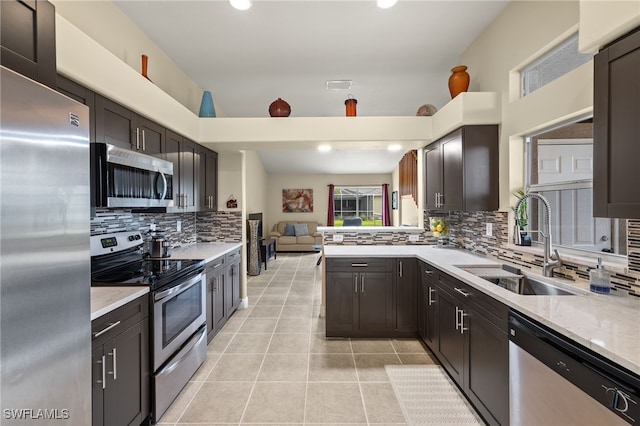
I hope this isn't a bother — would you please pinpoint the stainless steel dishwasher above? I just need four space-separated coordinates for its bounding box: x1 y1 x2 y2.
509 310 639 425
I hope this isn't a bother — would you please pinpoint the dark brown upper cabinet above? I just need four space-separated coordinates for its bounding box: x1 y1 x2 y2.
57 74 96 141
424 125 499 212
1 0 56 89
594 27 640 219
198 145 218 212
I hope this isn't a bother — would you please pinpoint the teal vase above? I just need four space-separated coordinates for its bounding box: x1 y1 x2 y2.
199 91 216 117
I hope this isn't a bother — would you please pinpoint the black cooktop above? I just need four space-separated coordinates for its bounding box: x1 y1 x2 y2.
91 258 205 291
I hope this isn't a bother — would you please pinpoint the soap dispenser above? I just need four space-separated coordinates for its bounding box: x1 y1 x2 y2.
590 258 611 294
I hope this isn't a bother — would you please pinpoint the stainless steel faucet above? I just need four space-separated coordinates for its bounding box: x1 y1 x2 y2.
514 193 562 277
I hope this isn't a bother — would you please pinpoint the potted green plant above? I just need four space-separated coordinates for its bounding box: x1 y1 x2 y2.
512 189 530 245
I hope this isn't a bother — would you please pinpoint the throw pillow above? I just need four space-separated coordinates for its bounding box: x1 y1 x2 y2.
293 223 309 236
284 223 296 236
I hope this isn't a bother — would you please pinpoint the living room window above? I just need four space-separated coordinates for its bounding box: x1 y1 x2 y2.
333 186 383 226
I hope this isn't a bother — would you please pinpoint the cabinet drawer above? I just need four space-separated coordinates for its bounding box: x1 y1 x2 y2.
225 248 242 264
206 255 225 272
437 273 507 331
326 258 393 272
92 294 149 346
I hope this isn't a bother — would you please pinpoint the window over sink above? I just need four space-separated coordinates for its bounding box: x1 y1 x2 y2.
523 116 627 257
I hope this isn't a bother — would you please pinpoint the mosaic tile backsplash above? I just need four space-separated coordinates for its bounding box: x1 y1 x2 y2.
91 209 242 254
422 211 640 300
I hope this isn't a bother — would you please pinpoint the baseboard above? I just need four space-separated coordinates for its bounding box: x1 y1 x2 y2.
239 297 249 309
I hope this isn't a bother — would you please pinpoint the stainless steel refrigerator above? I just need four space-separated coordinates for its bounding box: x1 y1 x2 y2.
0 66 91 424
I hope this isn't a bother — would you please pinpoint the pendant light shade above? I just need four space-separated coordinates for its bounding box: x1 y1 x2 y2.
230 0 252 11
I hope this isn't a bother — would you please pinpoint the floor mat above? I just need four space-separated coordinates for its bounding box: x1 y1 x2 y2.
385 364 486 425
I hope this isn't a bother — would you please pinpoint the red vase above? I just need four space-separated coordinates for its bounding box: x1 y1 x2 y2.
269 98 291 117
448 65 469 99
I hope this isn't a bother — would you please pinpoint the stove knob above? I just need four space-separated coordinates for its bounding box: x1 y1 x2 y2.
128 235 135 241
136 235 141 240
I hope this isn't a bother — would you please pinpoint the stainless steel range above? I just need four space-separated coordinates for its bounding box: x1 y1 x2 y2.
91 231 207 423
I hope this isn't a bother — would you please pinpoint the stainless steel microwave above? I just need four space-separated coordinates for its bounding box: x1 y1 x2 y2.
90 143 174 208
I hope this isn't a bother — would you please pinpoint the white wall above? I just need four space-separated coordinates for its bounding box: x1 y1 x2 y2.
459 0 591 211
265 174 392 234
244 150 269 223
218 152 243 212
51 0 205 115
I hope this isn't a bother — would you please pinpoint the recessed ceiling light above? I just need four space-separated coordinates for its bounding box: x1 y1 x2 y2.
229 0 251 11
326 80 352 91
318 144 332 152
388 144 402 152
377 0 398 9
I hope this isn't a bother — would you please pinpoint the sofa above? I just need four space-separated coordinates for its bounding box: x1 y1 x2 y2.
269 221 323 252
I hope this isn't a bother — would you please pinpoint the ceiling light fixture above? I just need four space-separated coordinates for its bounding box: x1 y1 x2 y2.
318 144 332 152
377 0 398 9
326 80 352 91
388 144 402 152
229 0 252 11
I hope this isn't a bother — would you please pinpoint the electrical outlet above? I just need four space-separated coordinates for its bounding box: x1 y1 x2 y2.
177 220 182 232
486 222 492 237
332 234 344 242
409 234 420 242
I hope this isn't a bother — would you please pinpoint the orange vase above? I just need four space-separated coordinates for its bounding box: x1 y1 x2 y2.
448 65 469 99
141 54 151 81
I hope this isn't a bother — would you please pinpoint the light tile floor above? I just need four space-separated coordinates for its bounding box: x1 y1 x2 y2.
157 252 438 425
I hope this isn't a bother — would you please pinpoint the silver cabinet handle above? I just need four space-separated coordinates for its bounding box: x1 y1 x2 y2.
454 287 470 297
142 129 146 151
425 269 433 275
428 287 435 305
361 275 365 293
440 193 444 207
351 263 368 267
184 194 188 207
399 261 403 278
455 306 460 330
354 275 358 293
107 347 117 380
100 355 106 390
93 321 121 338
212 262 223 269
460 310 468 335
135 128 140 150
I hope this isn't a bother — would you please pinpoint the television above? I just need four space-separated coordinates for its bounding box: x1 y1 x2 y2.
248 212 263 240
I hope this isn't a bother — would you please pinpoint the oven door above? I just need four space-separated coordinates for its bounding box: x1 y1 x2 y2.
153 271 206 371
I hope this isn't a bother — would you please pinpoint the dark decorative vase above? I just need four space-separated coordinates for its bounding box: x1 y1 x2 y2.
269 98 291 117
141 54 151 81
448 65 470 99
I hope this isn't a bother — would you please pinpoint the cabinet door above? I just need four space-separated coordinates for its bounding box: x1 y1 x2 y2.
228 258 241 314
395 259 417 334
135 116 164 157
212 265 227 334
441 130 463 211
424 143 442 209
465 309 509 426
325 272 358 336
92 348 105 426
103 319 149 426
417 270 425 339
422 266 438 349
594 29 640 218
0 0 56 88
95 96 135 150
358 271 394 335
165 130 182 207
180 138 198 210
437 288 465 385
199 146 218 211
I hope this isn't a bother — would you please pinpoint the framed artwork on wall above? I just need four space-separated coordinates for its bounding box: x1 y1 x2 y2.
392 191 398 210
282 188 313 212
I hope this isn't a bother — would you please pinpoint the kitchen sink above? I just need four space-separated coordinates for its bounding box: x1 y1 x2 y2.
458 264 582 296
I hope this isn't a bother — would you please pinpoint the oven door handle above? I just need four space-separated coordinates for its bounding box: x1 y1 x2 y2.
154 273 203 302
156 326 206 377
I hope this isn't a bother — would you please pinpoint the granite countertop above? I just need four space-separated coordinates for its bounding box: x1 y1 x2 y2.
91 243 242 320
91 286 149 321
168 242 243 263
324 245 640 376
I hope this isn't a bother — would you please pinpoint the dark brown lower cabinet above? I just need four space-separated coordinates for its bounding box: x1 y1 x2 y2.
432 274 509 426
92 294 149 426
395 258 417 335
206 257 227 342
418 261 438 348
226 248 242 317
325 258 394 337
